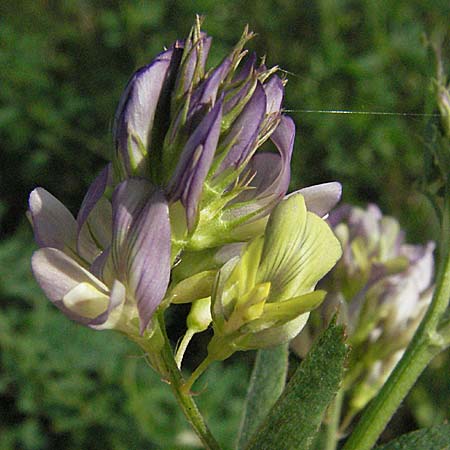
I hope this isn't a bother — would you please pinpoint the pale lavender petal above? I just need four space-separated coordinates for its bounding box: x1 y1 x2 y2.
218 82 267 172
28 188 77 250
111 179 155 276
77 164 113 262
32 248 107 301
296 182 342 217
168 99 223 230
400 241 435 293
113 47 182 175
31 248 108 325
125 189 171 333
264 75 284 116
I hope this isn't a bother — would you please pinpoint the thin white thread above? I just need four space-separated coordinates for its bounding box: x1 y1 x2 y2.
284 109 440 117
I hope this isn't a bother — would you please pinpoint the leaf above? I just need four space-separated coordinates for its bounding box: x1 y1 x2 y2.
237 343 289 450
374 424 450 450
245 319 348 450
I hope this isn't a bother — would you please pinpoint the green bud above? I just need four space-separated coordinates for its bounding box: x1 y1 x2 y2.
207 193 342 357
187 298 212 333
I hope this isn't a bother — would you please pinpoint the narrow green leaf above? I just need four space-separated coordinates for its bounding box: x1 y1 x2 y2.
374 424 450 450
237 343 289 450
245 319 348 450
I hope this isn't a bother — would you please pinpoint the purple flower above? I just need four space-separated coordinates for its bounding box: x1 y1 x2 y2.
28 166 171 335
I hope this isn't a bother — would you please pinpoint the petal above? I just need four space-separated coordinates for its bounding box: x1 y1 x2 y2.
77 164 113 262
111 178 155 276
125 189 171 333
267 114 295 197
257 193 342 301
294 182 342 217
32 248 108 303
224 115 294 224
28 188 77 250
188 56 232 118
236 313 310 350
113 47 182 176
218 82 267 172
175 33 212 99
168 99 223 230
62 282 110 319
77 164 112 228
90 280 128 331
264 75 284 116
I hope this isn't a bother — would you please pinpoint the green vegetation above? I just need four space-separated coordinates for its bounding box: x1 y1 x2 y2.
1 1 448 448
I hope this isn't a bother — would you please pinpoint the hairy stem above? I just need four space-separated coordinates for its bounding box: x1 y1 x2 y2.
136 314 221 450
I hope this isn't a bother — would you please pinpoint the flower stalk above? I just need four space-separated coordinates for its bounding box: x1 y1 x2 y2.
135 312 222 450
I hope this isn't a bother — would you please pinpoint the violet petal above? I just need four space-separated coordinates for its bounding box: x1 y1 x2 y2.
219 82 267 172
113 48 178 176
168 99 223 230
264 75 284 116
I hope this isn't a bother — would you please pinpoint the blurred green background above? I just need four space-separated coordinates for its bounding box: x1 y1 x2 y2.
0 1 448 449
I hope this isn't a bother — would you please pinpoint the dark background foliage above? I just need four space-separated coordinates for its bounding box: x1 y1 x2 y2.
0 1 448 448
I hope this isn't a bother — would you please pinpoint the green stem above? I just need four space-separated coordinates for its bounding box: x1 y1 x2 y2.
183 356 214 394
343 200 450 450
137 314 221 450
324 387 344 450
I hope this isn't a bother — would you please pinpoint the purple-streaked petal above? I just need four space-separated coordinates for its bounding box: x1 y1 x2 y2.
168 99 223 230
113 47 182 176
125 189 171 333
295 182 342 217
251 114 295 200
264 75 284 116
188 57 232 118
218 82 267 172
222 115 295 226
111 179 155 276
28 188 77 250
76 164 113 262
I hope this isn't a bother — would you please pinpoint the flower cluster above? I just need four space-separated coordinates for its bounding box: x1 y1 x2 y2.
28 20 342 370
293 204 435 422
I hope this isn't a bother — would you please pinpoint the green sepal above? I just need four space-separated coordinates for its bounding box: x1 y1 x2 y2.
246 290 327 333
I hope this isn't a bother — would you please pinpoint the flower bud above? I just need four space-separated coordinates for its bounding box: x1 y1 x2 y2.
112 19 342 253
206 193 341 360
